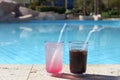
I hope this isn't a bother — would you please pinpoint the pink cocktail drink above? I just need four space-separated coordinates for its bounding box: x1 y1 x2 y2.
46 60 62 73
45 42 63 73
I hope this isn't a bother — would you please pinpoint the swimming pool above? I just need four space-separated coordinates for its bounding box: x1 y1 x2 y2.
0 20 120 64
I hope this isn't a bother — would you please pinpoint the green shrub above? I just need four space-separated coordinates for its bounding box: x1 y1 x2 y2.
54 7 65 14
71 8 80 14
37 6 52 12
110 10 118 15
28 4 36 10
36 6 65 14
101 12 109 18
65 9 72 14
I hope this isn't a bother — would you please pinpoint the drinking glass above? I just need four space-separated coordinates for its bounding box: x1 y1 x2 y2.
69 41 88 74
45 42 63 73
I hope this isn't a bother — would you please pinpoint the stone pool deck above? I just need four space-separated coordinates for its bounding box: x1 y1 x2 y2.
0 64 120 80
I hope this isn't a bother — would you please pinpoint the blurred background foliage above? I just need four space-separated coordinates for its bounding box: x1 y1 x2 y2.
28 0 120 18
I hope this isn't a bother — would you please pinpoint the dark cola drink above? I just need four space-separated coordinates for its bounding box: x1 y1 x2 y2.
70 49 87 74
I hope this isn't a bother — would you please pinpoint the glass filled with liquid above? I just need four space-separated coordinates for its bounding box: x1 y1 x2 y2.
69 41 88 74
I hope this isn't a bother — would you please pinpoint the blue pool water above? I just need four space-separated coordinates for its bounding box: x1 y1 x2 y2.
0 20 120 64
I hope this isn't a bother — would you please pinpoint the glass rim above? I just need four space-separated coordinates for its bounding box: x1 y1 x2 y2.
45 41 63 46
69 41 88 44
44 41 63 43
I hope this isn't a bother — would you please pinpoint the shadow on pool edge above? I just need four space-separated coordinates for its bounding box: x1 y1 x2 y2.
51 73 120 80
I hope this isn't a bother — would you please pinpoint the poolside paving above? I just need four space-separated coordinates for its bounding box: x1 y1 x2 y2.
0 64 120 80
